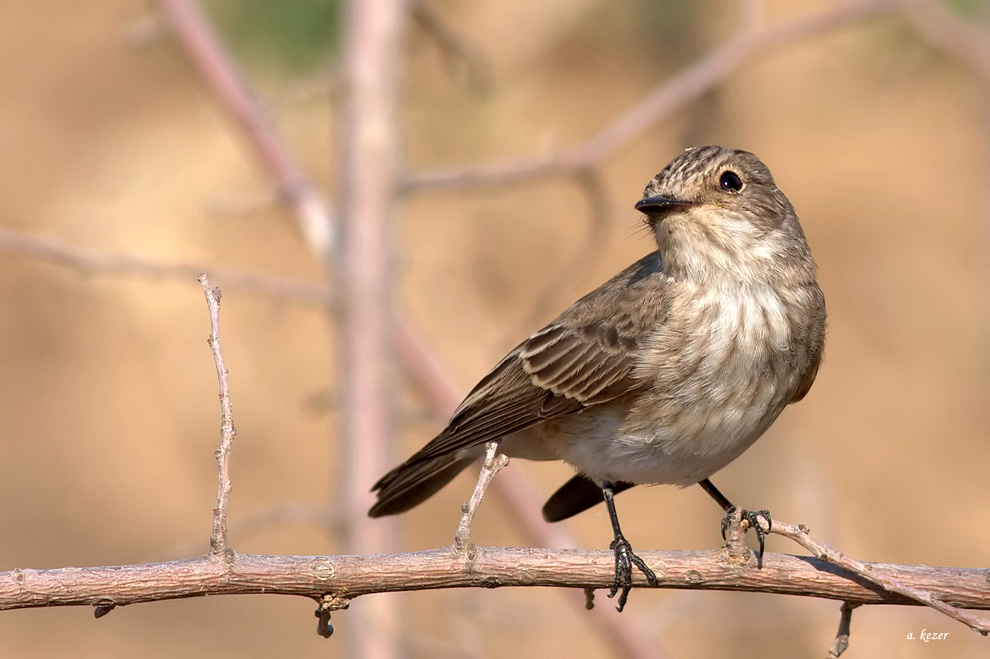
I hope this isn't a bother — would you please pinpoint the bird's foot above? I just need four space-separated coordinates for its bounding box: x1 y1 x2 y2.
607 533 658 612
720 507 772 561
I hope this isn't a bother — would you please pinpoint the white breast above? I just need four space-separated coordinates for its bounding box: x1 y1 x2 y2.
554 284 801 486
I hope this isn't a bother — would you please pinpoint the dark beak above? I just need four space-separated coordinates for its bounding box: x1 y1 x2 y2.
635 195 694 214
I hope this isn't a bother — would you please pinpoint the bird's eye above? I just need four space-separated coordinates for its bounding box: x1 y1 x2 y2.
719 171 743 192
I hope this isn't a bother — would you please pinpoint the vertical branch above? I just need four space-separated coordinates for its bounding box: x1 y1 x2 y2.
337 0 407 550
454 441 508 553
198 275 236 559
337 0 408 656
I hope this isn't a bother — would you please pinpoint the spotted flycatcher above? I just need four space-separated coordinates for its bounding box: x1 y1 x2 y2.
369 146 827 611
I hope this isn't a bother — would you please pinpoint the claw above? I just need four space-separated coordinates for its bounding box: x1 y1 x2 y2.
721 507 772 560
607 533 658 612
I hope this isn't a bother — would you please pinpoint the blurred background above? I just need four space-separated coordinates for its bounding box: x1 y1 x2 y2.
0 0 988 657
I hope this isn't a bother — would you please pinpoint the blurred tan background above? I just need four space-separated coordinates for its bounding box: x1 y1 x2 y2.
0 0 988 657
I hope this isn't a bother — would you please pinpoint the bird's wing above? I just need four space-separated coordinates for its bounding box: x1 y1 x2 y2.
373 252 668 488
788 284 826 404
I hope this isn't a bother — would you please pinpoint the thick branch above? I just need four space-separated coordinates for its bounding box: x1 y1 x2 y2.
1 548 987 613
336 0 408 655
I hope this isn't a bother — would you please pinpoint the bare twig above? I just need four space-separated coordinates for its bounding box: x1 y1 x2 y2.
198 275 237 559
410 0 492 95
771 521 990 635
155 0 334 256
0 226 332 306
1 548 988 612
404 0 898 191
826 602 860 658
454 442 508 552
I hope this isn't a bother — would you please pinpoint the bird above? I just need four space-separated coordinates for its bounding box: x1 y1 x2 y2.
369 145 827 611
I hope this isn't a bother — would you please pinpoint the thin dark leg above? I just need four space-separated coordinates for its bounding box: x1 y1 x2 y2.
602 481 658 612
697 478 772 561
698 478 732 512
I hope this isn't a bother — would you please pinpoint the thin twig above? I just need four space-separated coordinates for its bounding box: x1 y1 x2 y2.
771 521 990 635
198 275 237 560
410 0 492 95
403 0 898 191
0 226 332 306
826 602 860 658
454 442 508 553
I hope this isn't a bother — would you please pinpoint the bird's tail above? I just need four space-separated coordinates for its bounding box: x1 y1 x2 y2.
368 453 479 518
542 475 636 522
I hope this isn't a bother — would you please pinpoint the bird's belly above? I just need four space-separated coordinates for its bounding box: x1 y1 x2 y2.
557 405 778 486
549 360 790 487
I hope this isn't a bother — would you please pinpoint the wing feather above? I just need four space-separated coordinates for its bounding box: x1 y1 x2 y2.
372 252 669 494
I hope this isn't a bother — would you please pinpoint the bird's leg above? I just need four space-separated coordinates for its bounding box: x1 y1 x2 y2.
697 478 771 561
602 481 658 612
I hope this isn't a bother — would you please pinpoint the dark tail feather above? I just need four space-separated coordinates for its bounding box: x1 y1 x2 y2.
542 475 636 522
369 454 478 518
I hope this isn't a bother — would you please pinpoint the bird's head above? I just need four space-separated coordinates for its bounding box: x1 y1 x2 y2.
637 146 812 283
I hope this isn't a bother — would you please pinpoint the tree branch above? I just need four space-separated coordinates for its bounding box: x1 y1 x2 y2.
1 547 987 613
0 225 332 306
771 521 990 635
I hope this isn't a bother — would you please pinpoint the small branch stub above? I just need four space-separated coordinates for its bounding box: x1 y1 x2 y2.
198 275 237 560
92 600 116 619
454 441 508 553
314 594 348 638
826 602 860 658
